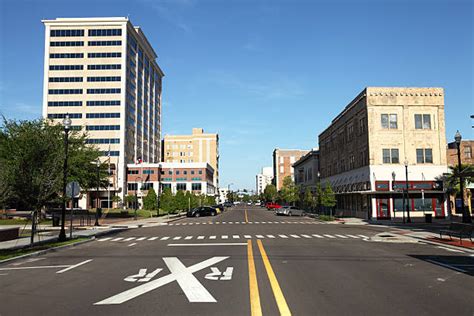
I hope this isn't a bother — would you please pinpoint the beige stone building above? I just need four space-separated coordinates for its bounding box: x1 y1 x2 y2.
273 149 310 190
319 87 448 221
42 17 164 207
162 128 219 188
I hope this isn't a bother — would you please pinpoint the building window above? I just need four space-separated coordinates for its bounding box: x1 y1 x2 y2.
86 100 120 106
176 171 180 175
192 183 202 191
87 88 121 94
191 171 195 175
176 183 187 191
382 148 399 164
143 170 155 175
86 138 120 144
48 89 83 95
416 148 433 163
86 113 120 118
415 114 431 129
49 65 83 71
280 166 284 173
50 29 84 37
88 40 122 46
86 125 120 131
50 41 84 47
48 113 82 119
198 170 203 175
88 29 122 36
87 76 121 82
88 52 122 58
127 183 138 191
142 183 153 190
168 171 172 175
183 171 187 175
465 146 472 159
49 77 83 82
381 114 397 129
50 53 84 58
127 170 139 175
87 64 121 70
48 101 82 107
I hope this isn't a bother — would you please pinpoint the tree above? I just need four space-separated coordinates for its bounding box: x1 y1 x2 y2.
124 194 137 209
111 195 122 208
263 184 278 203
303 187 315 211
174 190 187 212
438 164 474 196
279 176 299 205
159 188 174 214
204 195 216 206
143 188 157 210
315 182 324 209
322 183 336 208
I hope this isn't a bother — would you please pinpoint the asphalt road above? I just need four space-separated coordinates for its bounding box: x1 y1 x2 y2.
1 206 473 316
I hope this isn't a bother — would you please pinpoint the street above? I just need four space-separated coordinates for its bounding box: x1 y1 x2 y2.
1 206 473 316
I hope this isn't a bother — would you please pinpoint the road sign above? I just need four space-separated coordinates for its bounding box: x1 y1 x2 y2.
66 181 81 198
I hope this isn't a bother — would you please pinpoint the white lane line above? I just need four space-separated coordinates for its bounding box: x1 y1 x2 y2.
261 221 267 224
189 223 194 225
244 235 252 239
173 236 182 240
267 235 275 239
202 223 207 225
255 235 264 239
0 265 70 271
323 234 336 239
98 237 112 241
357 235 369 239
222 222 227 224
221 235 229 239
196 223 200 225
111 237 124 241
168 224 174 226
197 236 205 240
335 234 348 239
346 235 360 239
215 222 220 224
426 259 467 273
436 246 465 253
182 223 188 226
56 259 93 274
209 236 217 240
229 222 233 224
248 222 253 224
175 223 181 226
290 234 301 238
279 234 288 238
136 237 147 241
148 237 159 241
168 243 247 247
233 235 240 239
241 221 246 224
254 222 260 224
128 243 137 247
185 236 193 240
160 237 170 241
301 234 312 238
124 237 136 241
312 234 324 238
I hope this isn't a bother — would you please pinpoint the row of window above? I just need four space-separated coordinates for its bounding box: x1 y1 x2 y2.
86 113 120 118
87 76 121 82
50 65 83 71
382 148 433 164
50 29 84 37
87 88 121 94
88 40 122 46
50 53 84 59
88 52 121 58
86 100 120 106
89 29 122 36
47 113 82 119
50 41 84 47
48 101 82 107
380 114 432 130
101 151 119 156
49 77 83 82
86 138 120 144
126 183 203 192
49 89 83 95
48 89 122 95
86 125 120 131
88 64 121 70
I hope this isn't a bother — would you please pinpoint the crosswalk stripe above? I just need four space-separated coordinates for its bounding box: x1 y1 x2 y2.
323 234 336 238
346 235 360 239
168 224 174 226
229 222 233 224
197 236 204 240
241 221 246 224
244 235 252 239
267 235 275 238
301 234 312 238
182 223 188 225
98 237 112 241
123 237 135 241
261 221 267 224
256 235 264 239
335 234 348 239
279 234 288 238
111 237 123 241
189 223 194 225
195 223 200 225
290 234 301 238
136 237 147 241
358 235 369 239
222 235 228 239
148 237 158 241
210 236 216 239
233 235 240 239
185 236 193 240
248 222 253 224
173 236 182 240
160 237 170 241
202 223 207 225
312 234 324 238
222 222 226 224
254 222 260 224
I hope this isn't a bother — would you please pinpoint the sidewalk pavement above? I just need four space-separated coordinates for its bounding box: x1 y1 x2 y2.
0 213 186 251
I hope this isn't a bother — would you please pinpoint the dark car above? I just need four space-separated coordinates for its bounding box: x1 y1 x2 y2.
223 201 233 208
213 204 225 212
186 206 218 217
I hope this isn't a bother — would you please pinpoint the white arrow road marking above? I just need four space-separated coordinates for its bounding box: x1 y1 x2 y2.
204 267 221 280
95 256 228 305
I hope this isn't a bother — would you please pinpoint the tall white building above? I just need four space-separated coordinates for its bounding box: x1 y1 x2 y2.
256 166 273 195
42 17 164 206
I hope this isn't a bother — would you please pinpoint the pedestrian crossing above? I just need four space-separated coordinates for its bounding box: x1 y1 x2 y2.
167 221 327 226
97 233 370 243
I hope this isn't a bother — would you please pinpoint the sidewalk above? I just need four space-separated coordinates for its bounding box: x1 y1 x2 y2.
0 213 186 251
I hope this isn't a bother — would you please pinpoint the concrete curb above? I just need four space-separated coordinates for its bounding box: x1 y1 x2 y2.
409 235 474 254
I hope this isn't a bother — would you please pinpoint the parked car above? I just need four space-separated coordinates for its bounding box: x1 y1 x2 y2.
223 202 233 208
186 206 218 217
266 202 281 210
275 206 304 216
213 204 224 213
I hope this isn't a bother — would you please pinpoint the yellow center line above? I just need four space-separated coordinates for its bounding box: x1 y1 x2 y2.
247 240 262 316
245 210 249 223
257 239 292 316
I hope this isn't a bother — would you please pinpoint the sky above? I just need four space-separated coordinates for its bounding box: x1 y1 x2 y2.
0 0 472 190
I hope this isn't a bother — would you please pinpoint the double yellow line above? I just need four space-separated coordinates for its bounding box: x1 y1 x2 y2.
247 240 291 316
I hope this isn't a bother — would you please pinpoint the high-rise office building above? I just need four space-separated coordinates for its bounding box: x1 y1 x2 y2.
42 17 164 205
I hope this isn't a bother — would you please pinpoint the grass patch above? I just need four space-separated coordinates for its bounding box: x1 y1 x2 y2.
0 237 89 261
318 215 336 221
0 218 52 226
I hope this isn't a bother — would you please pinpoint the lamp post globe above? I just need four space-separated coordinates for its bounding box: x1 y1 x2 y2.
59 114 71 241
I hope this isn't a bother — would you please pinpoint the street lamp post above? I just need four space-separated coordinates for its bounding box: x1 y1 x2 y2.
228 183 234 204
95 159 101 226
455 131 472 223
404 159 411 223
59 114 71 241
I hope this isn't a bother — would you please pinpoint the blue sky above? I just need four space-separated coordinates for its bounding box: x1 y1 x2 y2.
0 0 472 190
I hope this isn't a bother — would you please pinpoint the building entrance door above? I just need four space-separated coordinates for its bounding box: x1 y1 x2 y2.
376 198 390 219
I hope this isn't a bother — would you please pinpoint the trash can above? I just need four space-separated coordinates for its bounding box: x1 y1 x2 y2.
425 213 432 223
52 214 60 227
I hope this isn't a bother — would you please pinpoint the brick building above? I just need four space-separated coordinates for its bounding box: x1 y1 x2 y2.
272 149 309 190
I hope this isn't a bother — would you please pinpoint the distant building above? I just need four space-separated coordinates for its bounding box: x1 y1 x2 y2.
217 187 229 204
319 87 448 221
293 149 320 193
256 167 273 195
272 149 309 190
447 140 473 166
162 128 219 189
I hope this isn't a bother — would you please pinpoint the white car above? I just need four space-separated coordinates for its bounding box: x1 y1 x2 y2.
275 206 304 216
